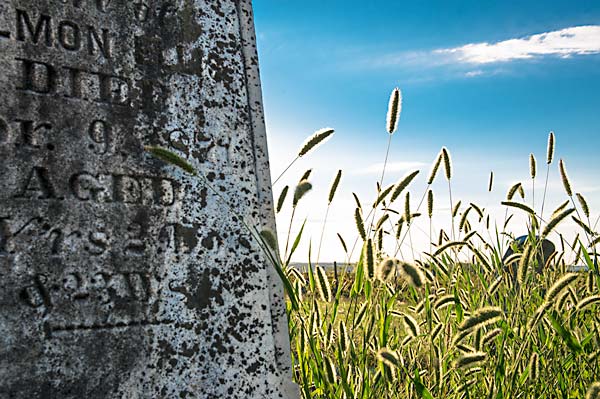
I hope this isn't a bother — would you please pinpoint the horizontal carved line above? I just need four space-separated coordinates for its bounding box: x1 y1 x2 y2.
0 31 10 38
48 318 174 334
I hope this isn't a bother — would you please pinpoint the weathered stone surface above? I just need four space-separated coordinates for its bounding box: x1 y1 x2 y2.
0 1 297 398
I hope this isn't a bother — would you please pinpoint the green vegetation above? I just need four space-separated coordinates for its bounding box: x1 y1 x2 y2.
147 89 600 398
274 89 600 398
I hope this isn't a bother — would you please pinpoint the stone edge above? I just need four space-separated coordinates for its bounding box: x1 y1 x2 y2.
235 1 300 398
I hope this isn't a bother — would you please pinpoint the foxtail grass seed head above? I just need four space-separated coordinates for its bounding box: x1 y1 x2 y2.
518 184 525 199
547 131 555 164
431 323 443 341
315 265 332 302
552 200 570 218
507 183 522 201
587 273 595 295
428 151 443 184
299 169 312 182
437 229 448 245
355 207 366 240
452 200 462 218
542 208 575 239
529 153 537 179
402 314 420 337
366 240 375 279
459 208 472 232
396 217 405 239
459 307 503 331
294 280 303 303
328 170 342 204
488 276 503 296
386 87 402 134
501 201 536 216
488 171 494 192
528 352 539 382
293 180 312 207
298 128 334 157
354 302 368 328
375 214 390 231
276 186 289 213
377 258 397 281
404 192 411 224
398 261 425 288
352 192 362 210
338 321 349 352
483 328 502 346
586 382 600 399
434 295 457 310
428 190 434 218
576 295 600 311
377 348 400 370
441 147 452 180
374 184 394 208
470 203 484 220
145 146 197 175
559 159 573 197
576 193 590 218
454 352 487 369
323 356 337 383
572 216 593 236
390 170 419 202
545 273 579 304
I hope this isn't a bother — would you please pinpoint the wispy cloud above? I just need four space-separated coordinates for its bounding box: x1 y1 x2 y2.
353 161 426 175
465 70 484 77
362 25 600 72
437 25 600 64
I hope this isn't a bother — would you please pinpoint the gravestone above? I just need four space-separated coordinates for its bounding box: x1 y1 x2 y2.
0 1 297 398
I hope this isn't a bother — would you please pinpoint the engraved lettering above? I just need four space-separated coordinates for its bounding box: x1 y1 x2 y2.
87 27 111 58
19 274 52 311
0 118 8 143
125 222 145 256
16 9 52 47
69 172 104 201
159 223 199 254
68 172 177 205
124 272 150 301
16 58 55 94
16 167 56 199
90 272 111 304
113 175 141 204
16 10 113 58
86 229 108 255
14 119 52 147
58 21 81 51
48 229 63 256
88 120 111 153
16 59 129 104
96 73 130 105
63 272 89 300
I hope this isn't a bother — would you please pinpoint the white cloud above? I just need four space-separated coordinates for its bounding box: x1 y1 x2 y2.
353 161 426 175
465 70 484 77
436 25 600 64
359 25 600 74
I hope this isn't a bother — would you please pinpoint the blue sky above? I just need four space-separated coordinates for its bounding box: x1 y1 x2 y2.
252 1 600 262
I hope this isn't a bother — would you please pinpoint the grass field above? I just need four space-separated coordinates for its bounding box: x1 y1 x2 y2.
147 88 600 399
269 89 600 399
